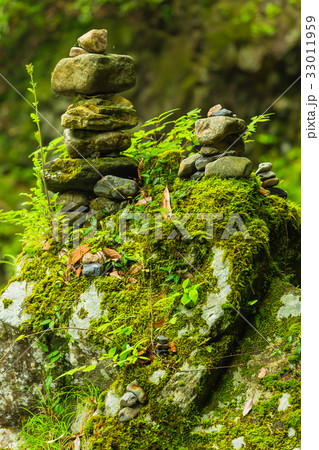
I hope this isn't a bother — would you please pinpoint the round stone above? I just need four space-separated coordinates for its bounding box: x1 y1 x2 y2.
262 178 279 188
195 117 246 147
157 335 169 344
126 380 147 404
178 154 200 178
118 405 141 423
120 392 138 407
78 29 108 53
195 155 219 171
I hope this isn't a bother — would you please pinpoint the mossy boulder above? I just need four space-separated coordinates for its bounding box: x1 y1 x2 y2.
44 156 138 192
0 176 300 446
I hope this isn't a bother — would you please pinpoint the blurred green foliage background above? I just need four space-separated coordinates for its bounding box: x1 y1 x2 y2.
0 0 301 284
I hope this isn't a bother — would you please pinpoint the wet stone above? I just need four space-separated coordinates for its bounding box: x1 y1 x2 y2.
64 129 131 158
118 404 141 423
82 263 104 277
262 177 279 188
205 156 252 178
94 175 139 201
178 154 200 178
256 162 272 175
52 54 136 97
266 187 287 199
120 392 138 407
78 29 108 54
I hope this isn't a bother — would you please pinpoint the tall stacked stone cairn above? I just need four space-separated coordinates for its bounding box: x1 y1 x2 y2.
178 104 252 180
45 29 139 222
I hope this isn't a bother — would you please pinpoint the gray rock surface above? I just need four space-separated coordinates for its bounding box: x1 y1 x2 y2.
82 263 104 277
52 54 136 96
105 388 122 417
195 155 219 171
277 293 301 319
94 175 139 201
64 129 131 158
205 156 252 178
190 171 205 180
195 117 246 146
89 197 124 220
120 392 138 407
57 191 91 209
61 95 138 131
178 153 200 178
44 156 138 193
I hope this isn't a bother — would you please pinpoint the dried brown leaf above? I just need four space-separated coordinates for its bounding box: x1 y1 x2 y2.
43 240 51 251
128 277 138 284
243 395 254 417
109 270 121 280
260 187 269 197
128 262 144 275
102 248 121 261
69 244 91 265
136 197 152 206
75 267 82 278
258 367 267 379
137 159 144 186
161 185 172 220
154 319 165 328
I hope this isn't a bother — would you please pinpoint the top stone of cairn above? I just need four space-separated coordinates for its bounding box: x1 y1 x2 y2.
51 29 136 96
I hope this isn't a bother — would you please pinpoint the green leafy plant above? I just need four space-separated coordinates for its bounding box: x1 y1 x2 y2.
243 112 274 143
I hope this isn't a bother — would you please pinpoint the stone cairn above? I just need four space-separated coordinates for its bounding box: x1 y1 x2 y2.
45 29 140 224
178 104 253 180
118 380 147 423
256 162 287 198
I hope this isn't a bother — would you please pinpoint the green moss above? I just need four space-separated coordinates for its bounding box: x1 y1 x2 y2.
2 297 13 308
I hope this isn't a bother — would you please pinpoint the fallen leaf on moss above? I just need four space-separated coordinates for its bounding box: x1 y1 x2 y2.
43 240 51 251
161 185 172 220
258 367 267 379
260 187 269 197
136 197 152 206
154 319 165 328
69 244 90 265
110 270 121 279
102 248 121 261
128 262 144 275
75 267 82 278
243 395 254 417
128 277 138 284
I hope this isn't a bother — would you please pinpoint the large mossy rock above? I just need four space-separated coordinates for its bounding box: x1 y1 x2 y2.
44 156 138 192
51 54 136 96
0 176 301 446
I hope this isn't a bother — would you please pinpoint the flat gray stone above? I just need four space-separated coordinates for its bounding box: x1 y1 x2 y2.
262 178 279 188
178 153 200 178
256 162 272 175
210 108 233 117
277 293 301 319
195 116 246 146
52 54 136 96
44 156 138 193
82 263 104 277
64 129 131 158
258 170 276 181
200 146 226 156
205 156 252 178
94 175 139 201
57 191 90 210
105 389 121 417
61 95 138 131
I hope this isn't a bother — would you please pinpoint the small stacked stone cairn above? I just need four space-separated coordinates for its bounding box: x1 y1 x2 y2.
154 335 170 355
45 29 140 222
178 104 252 180
118 380 147 423
256 162 287 199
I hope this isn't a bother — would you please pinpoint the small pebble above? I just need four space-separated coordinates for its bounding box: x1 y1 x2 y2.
266 187 287 199
258 170 276 181
69 47 89 57
210 108 233 117
262 177 279 188
118 404 141 423
126 380 147 404
207 104 222 117
256 162 272 175
190 171 204 181
82 263 104 277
